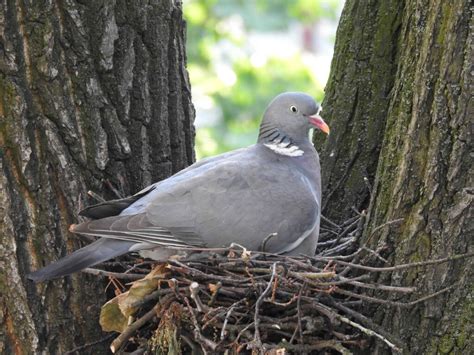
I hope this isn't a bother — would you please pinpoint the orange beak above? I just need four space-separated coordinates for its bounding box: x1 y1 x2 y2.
309 114 330 135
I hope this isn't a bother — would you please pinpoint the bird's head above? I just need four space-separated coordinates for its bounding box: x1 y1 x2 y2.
258 92 329 145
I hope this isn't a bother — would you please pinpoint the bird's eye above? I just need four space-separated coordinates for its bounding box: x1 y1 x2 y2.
290 105 298 113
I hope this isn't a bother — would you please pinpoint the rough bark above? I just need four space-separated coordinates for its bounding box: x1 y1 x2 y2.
0 0 194 354
314 0 404 221
319 0 472 354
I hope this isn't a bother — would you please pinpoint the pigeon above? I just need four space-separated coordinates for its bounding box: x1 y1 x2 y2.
28 92 330 282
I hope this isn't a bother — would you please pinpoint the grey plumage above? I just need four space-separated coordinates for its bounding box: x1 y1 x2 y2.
28 238 136 282
28 92 329 282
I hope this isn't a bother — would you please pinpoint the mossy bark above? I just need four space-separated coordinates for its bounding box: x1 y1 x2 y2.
319 0 472 353
315 0 403 221
0 1 194 354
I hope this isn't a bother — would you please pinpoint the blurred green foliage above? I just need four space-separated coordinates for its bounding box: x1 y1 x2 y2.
184 0 340 158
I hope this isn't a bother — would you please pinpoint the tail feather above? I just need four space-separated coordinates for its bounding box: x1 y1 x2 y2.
28 238 136 282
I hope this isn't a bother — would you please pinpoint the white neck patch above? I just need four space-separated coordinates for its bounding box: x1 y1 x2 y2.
264 142 304 157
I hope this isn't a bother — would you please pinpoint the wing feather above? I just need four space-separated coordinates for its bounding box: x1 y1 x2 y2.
71 213 204 248
79 185 157 219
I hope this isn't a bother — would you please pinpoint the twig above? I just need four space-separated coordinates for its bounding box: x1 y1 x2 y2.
366 218 404 244
221 299 246 340
87 190 106 202
335 284 455 307
260 233 278 253
189 282 207 312
181 332 202 353
245 265 258 291
339 277 416 293
110 299 164 353
281 339 353 354
168 260 246 283
82 268 145 280
289 271 336 279
362 246 389 263
64 334 114 354
201 307 226 330
334 312 402 353
341 214 361 227
403 283 459 307
130 288 176 308
321 248 363 261
316 274 369 286
319 228 340 237
103 179 124 199
315 252 474 272
329 216 360 247
269 295 297 307
317 237 353 247
184 298 218 352
363 176 372 196
335 288 416 306
319 237 356 256
331 300 404 348
234 322 254 345
168 278 183 301
129 347 146 355
291 283 306 345
251 262 278 351
351 206 363 216
321 215 341 229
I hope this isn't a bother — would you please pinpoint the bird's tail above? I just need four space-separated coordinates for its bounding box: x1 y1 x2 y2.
27 238 136 282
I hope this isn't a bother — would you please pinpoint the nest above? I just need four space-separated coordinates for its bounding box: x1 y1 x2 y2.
66 212 471 355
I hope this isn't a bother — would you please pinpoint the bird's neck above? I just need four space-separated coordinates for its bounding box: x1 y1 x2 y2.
257 126 311 157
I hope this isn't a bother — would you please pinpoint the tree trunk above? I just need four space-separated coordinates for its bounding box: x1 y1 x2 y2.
319 0 472 353
314 0 404 221
0 0 194 354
